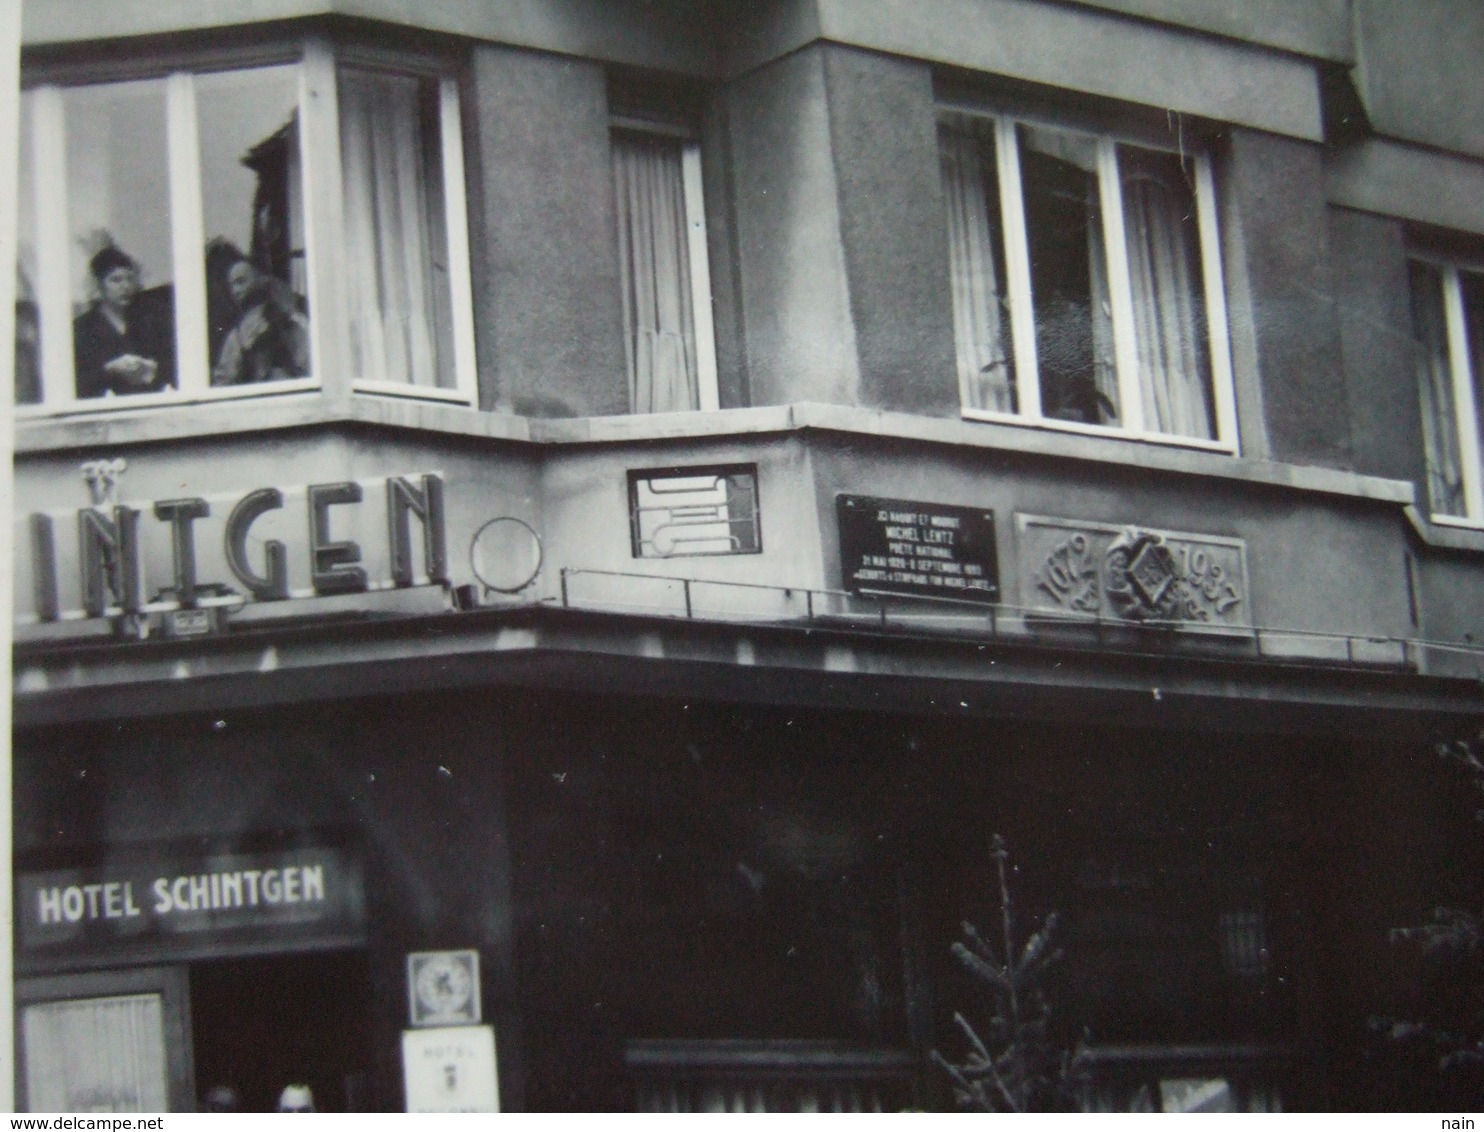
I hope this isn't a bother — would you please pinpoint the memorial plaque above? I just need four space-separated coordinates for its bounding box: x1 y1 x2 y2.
1015 514 1250 628
836 495 998 603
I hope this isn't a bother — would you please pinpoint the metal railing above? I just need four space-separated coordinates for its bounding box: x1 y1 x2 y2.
552 566 1484 674
625 1040 917 1113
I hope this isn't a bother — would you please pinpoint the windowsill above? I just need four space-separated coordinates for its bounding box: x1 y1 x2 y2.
959 406 1237 455
1428 513 1484 532
352 380 472 405
14 393 1415 509
1405 506 1484 551
14 378 322 421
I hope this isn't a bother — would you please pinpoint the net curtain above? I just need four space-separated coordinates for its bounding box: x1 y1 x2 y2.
1119 151 1216 439
339 68 443 388
612 133 698 414
23 994 168 1112
1411 261 1467 516
939 123 1013 414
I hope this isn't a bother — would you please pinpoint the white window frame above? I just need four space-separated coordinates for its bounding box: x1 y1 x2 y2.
1412 252 1484 528
16 38 476 418
610 115 720 413
944 109 1238 454
334 44 479 406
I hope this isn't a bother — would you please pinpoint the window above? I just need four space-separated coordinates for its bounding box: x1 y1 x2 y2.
1410 257 1484 524
23 994 169 1111
14 41 474 413
610 118 718 414
938 110 1237 450
628 465 760 558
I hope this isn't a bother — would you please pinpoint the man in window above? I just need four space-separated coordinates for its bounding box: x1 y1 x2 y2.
211 244 310 386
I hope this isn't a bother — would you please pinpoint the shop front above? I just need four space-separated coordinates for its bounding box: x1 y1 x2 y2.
17 843 370 1111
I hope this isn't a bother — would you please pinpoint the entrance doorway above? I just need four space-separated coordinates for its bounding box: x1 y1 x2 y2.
189 949 373 1112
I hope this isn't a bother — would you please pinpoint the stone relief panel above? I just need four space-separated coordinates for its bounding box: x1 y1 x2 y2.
1015 514 1250 629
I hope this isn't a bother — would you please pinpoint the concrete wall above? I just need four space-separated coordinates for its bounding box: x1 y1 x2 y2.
1327 140 1484 238
1417 553 1484 680
807 434 1413 643
1329 208 1427 488
732 0 1325 142
726 46 861 407
821 47 959 418
1221 130 1351 469
1352 0 1484 160
22 0 722 76
466 45 628 417
10 417 1420 646
1073 0 1352 61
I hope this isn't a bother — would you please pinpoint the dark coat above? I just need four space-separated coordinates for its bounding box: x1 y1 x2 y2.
72 285 176 399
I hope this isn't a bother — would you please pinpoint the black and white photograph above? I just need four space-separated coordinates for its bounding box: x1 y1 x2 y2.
5 0 1484 1115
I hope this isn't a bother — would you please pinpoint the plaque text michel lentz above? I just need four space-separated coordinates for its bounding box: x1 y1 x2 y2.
836 495 999 603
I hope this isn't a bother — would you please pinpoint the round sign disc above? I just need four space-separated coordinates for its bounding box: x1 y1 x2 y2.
469 517 543 594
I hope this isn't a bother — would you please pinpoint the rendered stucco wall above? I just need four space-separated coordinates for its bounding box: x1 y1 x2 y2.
821 47 958 418
1222 130 1351 470
467 45 628 417
726 47 860 408
1329 208 1427 489
1352 0 1484 160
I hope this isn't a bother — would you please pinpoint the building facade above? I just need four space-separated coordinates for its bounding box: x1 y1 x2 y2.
11 0 1484 1112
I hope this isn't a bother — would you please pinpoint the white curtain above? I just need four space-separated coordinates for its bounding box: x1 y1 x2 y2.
1087 184 1120 425
1411 261 1467 515
939 122 1014 412
613 133 697 414
339 68 447 388
23 995 168 1112
639 1080 883 1112
1120 150 1215 438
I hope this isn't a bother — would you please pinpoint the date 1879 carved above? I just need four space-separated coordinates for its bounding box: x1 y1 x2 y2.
1018 516 1249 628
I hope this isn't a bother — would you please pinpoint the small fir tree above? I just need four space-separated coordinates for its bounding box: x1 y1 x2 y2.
931 835 1088 1112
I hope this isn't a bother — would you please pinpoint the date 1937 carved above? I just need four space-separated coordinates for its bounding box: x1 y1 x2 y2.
1036 525 1243 625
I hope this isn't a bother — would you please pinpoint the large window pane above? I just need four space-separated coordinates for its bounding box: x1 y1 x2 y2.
1410 261 1467 517
15 93 41 403
22 994 168 1112
1461 269 1484 488
613 131 699 413
1017 124 1117 426
939 118 1016 413
338 66 455 390
1118 144 1215 439
198 65 310 386
65 79 176 399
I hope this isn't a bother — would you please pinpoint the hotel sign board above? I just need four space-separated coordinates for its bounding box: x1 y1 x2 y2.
836 495 998 603
17 847 365 965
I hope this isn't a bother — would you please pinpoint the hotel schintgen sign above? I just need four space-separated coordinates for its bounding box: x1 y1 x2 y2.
1016 514 1249 627
19 466 448 624
18 847 365 965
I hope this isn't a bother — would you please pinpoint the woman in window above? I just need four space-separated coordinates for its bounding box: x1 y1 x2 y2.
211 243 310 386
73 246 175 399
